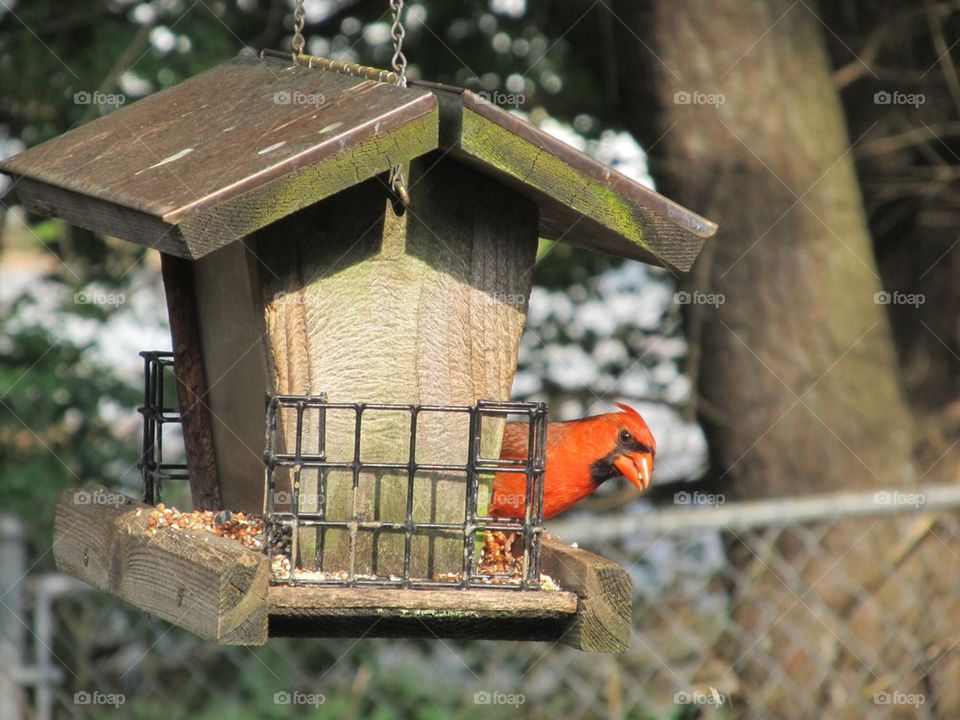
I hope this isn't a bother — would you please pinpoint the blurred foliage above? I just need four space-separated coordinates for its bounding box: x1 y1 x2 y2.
0 295 141 551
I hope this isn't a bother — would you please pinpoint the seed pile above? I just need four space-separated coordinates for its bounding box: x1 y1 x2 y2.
143 504 265 550
478 531 522 575
144 507 559 589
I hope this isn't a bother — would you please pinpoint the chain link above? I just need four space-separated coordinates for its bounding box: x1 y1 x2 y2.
388 0 409 210
389 0 407 87
291 0 306 61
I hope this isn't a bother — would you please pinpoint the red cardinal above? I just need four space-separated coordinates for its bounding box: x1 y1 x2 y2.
490 403 656 519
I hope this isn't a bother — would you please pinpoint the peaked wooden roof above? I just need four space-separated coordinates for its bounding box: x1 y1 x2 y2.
1 55 439 259
1 53 715 270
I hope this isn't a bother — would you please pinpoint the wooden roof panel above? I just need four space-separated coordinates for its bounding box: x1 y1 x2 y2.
1 55 439 258
412 80 716 273
2 53 713 270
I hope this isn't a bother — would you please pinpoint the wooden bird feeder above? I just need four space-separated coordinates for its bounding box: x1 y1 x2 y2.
2 52 715 652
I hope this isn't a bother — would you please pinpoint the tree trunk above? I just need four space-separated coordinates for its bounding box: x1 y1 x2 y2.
612 2 943 716
615 0 913 499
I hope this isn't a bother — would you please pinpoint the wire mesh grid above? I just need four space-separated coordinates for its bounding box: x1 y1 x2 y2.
262 394 549 589
137 351 187 505
137 351 550 590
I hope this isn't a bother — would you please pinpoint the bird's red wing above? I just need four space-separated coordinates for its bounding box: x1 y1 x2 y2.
498 421 531 460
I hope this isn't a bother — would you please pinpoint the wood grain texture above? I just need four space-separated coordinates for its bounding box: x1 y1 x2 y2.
269 585 578 642
540 534 633 653
411 80 716 272
160 254 222 510
1 56 439 259
191 242 270 513
252 155 538 577
53 489 268 645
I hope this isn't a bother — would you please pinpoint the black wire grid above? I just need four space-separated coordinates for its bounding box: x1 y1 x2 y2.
263 395 549 590
138 351 188 504
138 351 549 590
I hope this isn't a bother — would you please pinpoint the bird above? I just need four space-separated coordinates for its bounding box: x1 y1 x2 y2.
489 403 656 520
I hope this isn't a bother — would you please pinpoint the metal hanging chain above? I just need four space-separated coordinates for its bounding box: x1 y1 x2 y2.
389 0 408 87
387 0 410 209
291 0 306 61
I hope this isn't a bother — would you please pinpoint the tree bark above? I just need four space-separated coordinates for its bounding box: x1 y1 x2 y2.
610 2 945 716
614 0 914 498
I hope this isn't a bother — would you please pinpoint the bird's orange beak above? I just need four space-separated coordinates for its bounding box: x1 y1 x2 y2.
614 452 654 492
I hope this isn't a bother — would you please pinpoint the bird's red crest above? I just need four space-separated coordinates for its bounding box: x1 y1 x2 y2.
613 402 656 452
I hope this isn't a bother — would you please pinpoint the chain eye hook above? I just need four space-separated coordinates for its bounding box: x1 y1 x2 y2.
387 0 409 211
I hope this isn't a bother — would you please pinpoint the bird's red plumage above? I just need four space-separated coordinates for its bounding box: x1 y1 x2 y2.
490 405 655 519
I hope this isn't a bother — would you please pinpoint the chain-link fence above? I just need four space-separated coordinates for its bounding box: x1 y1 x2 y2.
4 484 959 719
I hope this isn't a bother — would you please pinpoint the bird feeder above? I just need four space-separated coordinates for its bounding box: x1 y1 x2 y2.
2 52 715 652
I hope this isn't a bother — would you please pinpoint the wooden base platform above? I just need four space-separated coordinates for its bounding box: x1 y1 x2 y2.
53 488 632 652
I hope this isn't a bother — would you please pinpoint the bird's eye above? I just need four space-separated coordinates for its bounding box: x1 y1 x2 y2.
619 429 633 444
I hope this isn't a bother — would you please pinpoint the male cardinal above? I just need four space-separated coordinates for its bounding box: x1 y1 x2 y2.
489 403 656 519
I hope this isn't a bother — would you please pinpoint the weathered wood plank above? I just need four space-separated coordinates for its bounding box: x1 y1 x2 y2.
2 56 439 259
412 80 716 272
14 178 187 256
269 585 578 642
540 534 633 653
252 157 538 577
160 254 222 510
53 489 268 645
190 242 269 513
270 585 578 614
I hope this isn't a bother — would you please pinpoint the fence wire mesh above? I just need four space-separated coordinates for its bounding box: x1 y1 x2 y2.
7 490 958 719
